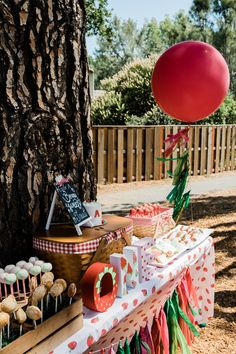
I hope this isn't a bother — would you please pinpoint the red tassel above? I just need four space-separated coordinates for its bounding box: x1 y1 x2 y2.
164 128 189 157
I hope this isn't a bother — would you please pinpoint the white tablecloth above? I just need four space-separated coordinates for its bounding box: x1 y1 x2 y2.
53 236 215 354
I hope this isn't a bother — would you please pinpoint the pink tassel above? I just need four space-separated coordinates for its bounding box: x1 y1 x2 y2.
159 307 169 354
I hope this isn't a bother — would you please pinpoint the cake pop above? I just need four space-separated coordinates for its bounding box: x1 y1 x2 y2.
16 269 29 301
1 296 17 338
0 312 10 348
16 308 27 336
26 306 42 328
32 285 47 322
67 283 77 305
5 273 17 296
54 279 67 304
29 257 39 265
49 283 64 313
29 265 41 287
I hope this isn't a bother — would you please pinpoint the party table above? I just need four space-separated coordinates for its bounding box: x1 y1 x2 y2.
52 235 215 354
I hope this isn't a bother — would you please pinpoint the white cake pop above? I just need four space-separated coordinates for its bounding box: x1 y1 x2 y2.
16 260 26 268
34 260 44 267
29 265 41 288
11 267 21 299
0 268 4 274
16 269 29 301
29 257 39 265
4 264 15 273
5 274 16 296
23 263 33 271
41 263 53 273
0 273 8 298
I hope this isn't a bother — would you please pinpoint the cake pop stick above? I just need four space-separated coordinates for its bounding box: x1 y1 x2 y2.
16 308 27 336
26 306 42 328
29 265 41 287
32 285 46 323
29 277 37 294
16 269 29 301
49 283 64 313
67 283 77 305
5 273 17 297
1 296 17 338
0 312 10 348
0 273 8 298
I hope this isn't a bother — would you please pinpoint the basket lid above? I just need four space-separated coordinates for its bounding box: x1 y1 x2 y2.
35 214 133 244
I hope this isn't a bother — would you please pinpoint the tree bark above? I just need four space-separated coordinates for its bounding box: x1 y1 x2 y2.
0 0 96 266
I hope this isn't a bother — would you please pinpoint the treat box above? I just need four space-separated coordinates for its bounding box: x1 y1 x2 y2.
0 297 83 354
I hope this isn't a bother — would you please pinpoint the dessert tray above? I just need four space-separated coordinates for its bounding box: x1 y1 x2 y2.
146 224 213 267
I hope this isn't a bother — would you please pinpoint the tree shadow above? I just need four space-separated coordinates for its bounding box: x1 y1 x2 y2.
215 290 236 308
182 194 236 221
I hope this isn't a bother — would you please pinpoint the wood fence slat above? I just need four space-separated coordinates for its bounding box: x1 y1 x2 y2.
215 126 221 173
117 128 124 183
225 126 231 171
136 128 142 181
97 128 105 184
200 126 206 175
193 127 199 176
107 128 114 183
153 127 159 180
164 126 171 178
127 128 134 182
188 127 193 175
172 126 178 173
231 126 236 170
207 127 213 175
220 125 226 172
145 128 152 180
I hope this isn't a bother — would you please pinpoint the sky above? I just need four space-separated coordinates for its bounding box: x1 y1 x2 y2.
87 0 193 55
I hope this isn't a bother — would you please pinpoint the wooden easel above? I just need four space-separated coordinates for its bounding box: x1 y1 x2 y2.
45 176 93 236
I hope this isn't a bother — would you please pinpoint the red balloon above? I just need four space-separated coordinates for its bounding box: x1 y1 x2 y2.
151 41 230 122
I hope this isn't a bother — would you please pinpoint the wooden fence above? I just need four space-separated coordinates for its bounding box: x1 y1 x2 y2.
92 125 236 184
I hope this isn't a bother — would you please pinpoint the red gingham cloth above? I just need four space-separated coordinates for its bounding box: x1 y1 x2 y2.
33 225 133 255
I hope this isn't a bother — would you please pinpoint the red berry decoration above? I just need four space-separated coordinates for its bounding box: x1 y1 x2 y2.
87 335 94 347
133 299 138 306
68 341 77 350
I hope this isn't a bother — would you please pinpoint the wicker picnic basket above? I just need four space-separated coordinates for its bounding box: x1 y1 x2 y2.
128 205 174 239
33 214 133 284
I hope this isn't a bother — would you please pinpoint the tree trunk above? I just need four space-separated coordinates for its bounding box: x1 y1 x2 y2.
0 0 96 266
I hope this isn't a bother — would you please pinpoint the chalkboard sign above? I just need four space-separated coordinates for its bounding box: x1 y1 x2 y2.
55 181 91 227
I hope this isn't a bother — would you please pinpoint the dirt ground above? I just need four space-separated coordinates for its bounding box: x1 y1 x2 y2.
99 183 236 354
183 190 236 354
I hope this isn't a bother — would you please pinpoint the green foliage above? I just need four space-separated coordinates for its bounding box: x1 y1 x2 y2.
204 93 236 124
85 0 113 38
92 91 126 125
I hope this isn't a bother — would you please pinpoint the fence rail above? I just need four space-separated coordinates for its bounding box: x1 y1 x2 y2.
92 125 236 184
